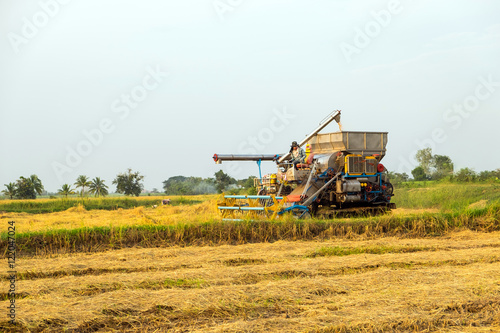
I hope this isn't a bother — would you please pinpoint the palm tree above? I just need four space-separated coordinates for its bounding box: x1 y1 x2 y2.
2 183 17 199
58 184 75 198
89 177 109 197
74 175 91 197
29 175 44 196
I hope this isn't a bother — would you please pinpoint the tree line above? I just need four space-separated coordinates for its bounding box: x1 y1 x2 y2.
2 169 144 199
2 175 44 200
162 171 256 195
1 169 255 200
388 148 500 184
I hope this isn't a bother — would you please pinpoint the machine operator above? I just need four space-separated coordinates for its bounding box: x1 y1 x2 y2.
290 141 306 169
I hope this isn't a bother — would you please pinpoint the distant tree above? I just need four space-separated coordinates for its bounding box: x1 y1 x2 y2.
246 176 257 188
15 175 44 199
29 175 44 196
411 166 427 181
113 169 144 196
247 186 258 195
58 184 75 198
74 175 92 197
478 169 500 181
15 177 36 199
2 183 17 199
478 171 492 181
494 168 500 178
244 177 258 194
163 176 189 195
152 188 159 194
387 171 409 185
455 168 477 182
89 177 109 197
414 149 454 180
235 176 258 194
415 148 433 176
237 176 257 189
162 176 216 195
214 170 236 193
432 155 454 180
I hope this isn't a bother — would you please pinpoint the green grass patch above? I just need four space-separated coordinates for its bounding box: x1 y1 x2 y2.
308 244 436 257
393 183 500 211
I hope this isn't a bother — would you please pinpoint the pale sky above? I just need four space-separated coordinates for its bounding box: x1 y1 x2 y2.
1 0 499 192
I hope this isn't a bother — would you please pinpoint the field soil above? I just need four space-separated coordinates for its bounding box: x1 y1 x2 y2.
2 230 500 332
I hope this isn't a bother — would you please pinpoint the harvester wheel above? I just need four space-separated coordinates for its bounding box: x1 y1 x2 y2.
383 182 394 196
257 189 274 207
216 193 237 219
215 193 226 214
264 196 287 219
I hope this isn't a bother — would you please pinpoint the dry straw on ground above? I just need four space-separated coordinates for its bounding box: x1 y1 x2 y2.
1 185 499 332
1 231 499 332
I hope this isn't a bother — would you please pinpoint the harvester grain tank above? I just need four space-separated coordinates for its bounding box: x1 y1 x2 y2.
213 110 395 219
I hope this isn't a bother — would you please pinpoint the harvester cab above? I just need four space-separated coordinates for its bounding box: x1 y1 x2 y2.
213 110 396 220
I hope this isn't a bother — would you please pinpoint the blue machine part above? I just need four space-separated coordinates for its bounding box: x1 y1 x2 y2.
224 195 284 200
278 205 310 218
257 159 262 180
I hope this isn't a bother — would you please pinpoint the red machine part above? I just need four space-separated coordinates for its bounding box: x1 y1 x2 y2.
377 163 385 173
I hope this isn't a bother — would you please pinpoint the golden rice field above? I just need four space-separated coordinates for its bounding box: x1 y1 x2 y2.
0 184 499 332
3 197 216 233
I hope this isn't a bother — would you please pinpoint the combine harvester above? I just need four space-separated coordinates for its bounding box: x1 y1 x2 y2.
213 110 395 220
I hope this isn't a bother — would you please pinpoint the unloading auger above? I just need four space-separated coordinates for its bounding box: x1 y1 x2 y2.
213 110 396 220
